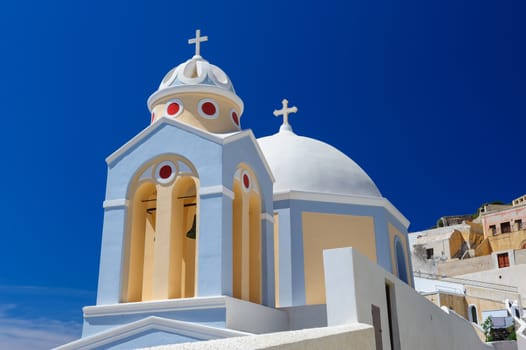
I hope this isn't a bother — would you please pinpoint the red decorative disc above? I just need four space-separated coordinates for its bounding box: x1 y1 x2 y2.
232 111 239 125
202 102 216 116
167 102 180 116
243 173 250 189
151 112 155 122
159 165 173 179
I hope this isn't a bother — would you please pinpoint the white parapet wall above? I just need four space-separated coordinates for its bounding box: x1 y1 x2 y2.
140 323 375 350
323 247 495 350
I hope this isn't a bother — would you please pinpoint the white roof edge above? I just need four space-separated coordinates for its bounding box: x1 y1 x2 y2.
53 315 250 350
274 190 410 229
147 85 244 114
83 296 227 317
224 129 276 183
106 118 231 166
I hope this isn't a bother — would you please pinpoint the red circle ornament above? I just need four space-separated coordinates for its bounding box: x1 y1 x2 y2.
201 102 216 116
232 111 239 126
243 173 250 189
159 165 173 179
167 102 180 116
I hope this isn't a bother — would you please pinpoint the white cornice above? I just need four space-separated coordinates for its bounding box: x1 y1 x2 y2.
102 199 129 209
106 118 231 166
273 190 410 228
83 296 227 318
54 315 250 350
200 185 235 199
224 129 276 183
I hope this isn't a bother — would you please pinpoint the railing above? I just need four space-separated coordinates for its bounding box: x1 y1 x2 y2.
414 271 519 293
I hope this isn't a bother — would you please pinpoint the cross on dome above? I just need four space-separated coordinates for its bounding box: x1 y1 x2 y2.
273 99 298 132
188 29 208 58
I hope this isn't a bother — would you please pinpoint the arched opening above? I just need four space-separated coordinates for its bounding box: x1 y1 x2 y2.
169 176 198 299
126 182 157 302
520 240 526 250
395 237 408 284
123 157 198 302
232 167 262 304
468 304 478 324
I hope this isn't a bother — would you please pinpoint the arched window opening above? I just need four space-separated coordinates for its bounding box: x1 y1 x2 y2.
123 156 198 303
126 182 157 302
395 237 408 284
232 167 262 304
169 176 198 299
468 304 478 324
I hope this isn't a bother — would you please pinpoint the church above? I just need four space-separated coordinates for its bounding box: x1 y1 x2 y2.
56 30 490 350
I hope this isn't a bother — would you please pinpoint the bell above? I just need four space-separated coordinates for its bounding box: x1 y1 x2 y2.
186 214 197 239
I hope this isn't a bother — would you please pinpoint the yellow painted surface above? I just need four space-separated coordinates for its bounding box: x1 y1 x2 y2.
488 230 526 252
126 182 156 302
438 293 468 319
232 166 262 304
302 212 376 305
388 223 411 286
152 92 241 133
274 213 280 307
123 156 198 303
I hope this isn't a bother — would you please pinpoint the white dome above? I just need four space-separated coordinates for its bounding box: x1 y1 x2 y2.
257 129 382 198
147 56 243 113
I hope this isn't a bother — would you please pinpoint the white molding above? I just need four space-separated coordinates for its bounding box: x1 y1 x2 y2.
261 213 274 223
54 315 250 350
200 185 235 199
106 118 228 166
224 129 276 183
273 190 410 228
102 199 129 209
83 296 227 318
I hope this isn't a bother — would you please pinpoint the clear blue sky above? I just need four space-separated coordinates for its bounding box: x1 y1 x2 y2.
0 0 524 348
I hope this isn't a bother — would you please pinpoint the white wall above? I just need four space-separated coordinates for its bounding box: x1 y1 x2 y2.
324 247 494 350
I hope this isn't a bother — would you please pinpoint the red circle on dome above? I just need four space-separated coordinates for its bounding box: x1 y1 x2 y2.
167 102 180 116
232 111 239 125
202 102 216 116
243 173 250 189
159 165 173 179
151 112 155 122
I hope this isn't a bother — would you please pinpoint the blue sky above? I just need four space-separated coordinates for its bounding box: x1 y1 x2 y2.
0 0 524 348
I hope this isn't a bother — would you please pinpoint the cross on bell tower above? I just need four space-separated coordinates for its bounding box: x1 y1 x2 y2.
273 99 298 132
188 29 208 58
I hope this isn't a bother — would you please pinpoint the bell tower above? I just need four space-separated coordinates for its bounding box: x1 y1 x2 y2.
94 29 276 312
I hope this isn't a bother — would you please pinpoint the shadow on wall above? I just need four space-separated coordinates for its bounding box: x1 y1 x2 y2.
323 247 494 350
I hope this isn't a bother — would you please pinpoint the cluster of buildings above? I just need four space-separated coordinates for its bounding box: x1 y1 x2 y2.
410 196 526 340
56 31 525 349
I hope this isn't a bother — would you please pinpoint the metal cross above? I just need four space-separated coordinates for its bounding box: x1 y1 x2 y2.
188 29 208 57
273 99 298 131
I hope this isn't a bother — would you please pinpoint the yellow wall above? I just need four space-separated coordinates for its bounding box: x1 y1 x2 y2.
302 212 376 305
388 223 411 286
151 92 241 133
232 166 262 304
123 157 198 303
488 230 526 253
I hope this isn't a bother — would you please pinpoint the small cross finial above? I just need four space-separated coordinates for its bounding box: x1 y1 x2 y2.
273 99 298 132
188 29 208 58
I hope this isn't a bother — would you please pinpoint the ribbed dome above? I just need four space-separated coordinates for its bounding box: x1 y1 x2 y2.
257 129 381 198
147 56 243 114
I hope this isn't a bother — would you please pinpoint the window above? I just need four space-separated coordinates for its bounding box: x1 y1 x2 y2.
395 237 408 284
515 219 523 231
426 248 434 260
497 253 510 268
501 222 511 234
468 305 478 324
489 225 497 235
